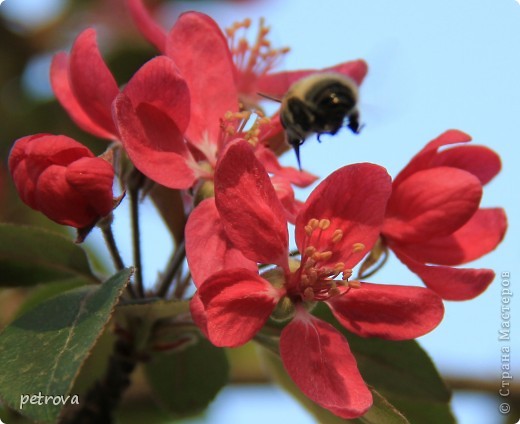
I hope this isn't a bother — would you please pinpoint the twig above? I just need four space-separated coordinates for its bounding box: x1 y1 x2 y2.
156 240 186 298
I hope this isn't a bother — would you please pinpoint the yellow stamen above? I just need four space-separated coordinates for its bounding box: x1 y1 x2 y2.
348 280 361 289
303 287 315 301
318 218 331 230
332 229 343 243
352 243 366 253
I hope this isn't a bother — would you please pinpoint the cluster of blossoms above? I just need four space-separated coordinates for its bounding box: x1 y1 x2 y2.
7 0 507 419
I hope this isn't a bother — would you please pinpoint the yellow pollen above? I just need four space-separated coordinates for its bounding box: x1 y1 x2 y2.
304 245 316 257
329 286 341 297
312 250 332 262
342 268 353 280
332 229 343 243
308 270 318 284
352 243 366 253
307 218 319 229
304 225 313 236
303 287 315 301
304 258 316 269
348 280 361 289
318 219 331 230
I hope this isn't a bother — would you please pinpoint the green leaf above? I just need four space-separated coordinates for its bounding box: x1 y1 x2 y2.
14 278 88 318
145 335 229 417
313 304 455 423
260 347 409 424
0 268 133 423
0 224 98 287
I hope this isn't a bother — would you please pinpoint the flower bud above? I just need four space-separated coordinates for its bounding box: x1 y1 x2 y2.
8 134 115 228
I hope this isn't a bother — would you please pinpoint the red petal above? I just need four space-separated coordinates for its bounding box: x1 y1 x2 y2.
395 208 507 265
296 163 391 269
126 0 167 52
69 29 119 137
327 283 444 340
256 146 318 187
280 312 372 419
113 93 197 189
66 157 114 217
430 145 501 185
257 59 368 98
198 269 281 347
270 175 300 223
9 134 93 209
215 141 289 269
393 130 472 187
50 53 115 139
384 167 482 243
185 199 257 287
392 246 495 300
123 56 190 134
190 293 209 338
166 12 237 154
35 166 97 227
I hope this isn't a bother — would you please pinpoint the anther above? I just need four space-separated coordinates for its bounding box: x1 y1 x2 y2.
342 268 353 280
304 245 316 257
332 229 343 243
318 219 331 230
352 243 366 253
348 280 361 289
303 287 315 301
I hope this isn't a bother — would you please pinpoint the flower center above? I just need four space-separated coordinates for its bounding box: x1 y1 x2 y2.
292 218 363 302
226 18 290 99
219 110 271 150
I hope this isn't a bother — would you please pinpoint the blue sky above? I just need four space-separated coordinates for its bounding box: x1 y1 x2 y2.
2 0 519 422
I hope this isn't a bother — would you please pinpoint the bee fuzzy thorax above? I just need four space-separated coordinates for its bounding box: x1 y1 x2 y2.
279 72 362 168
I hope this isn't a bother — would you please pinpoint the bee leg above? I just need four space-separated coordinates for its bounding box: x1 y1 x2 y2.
347 109 363 134
289 138 304 170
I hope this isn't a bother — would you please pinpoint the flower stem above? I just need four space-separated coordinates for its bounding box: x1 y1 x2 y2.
100 216 136 299
58 331 139 424
129 186 144 298
156 240 186 298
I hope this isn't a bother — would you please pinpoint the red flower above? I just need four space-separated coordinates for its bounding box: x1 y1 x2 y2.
51 29 119 140
114 12 315 219
382 130 507 300
127 1 368 104
8 134 115 228
189 141 444 418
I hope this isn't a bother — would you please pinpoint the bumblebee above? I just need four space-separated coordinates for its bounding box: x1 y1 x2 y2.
279 72 361 168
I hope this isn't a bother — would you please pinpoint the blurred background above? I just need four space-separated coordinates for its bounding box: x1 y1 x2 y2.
0 0 519 423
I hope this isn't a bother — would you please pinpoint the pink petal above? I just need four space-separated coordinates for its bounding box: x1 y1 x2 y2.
257 59 368 98
166 12 237 154
280 311 372 419
430 145 501 185
256 146 318 187
215 140 289 269
185 198 257 287
295 163 392 269
392 246 495 300
50 53 115 139
126 0 167 52
113 93 197 189
384 167 482 243
395 208 507 265
393 130 472 187
123 56 190 134
198 269 282 347
68 29 119 137
327 283 444 340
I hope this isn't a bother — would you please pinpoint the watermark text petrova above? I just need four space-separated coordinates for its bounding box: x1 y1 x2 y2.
19 392 79 410
498 271 513 415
